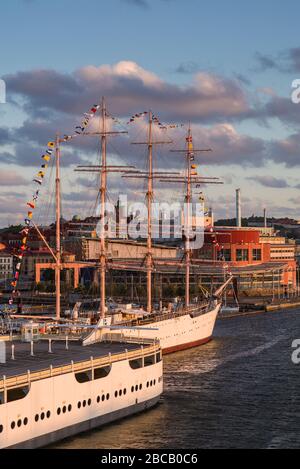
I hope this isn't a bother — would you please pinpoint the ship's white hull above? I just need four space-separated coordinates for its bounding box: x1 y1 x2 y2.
0 353 162 449
116 303 221 355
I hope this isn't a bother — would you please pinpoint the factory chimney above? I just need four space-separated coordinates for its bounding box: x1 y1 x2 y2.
236 189 241 228
264 208 267 228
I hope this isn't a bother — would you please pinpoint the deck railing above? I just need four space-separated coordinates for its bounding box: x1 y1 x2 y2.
119 302 211 327
0 341 160 394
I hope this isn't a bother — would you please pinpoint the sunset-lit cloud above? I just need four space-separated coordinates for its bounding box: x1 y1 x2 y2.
3 61 249 122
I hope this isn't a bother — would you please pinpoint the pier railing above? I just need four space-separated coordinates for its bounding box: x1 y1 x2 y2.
0 341 161 394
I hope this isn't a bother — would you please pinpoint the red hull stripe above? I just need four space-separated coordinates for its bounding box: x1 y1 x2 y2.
162 336 212 355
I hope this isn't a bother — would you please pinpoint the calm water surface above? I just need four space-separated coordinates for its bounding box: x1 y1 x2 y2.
54 309 300 449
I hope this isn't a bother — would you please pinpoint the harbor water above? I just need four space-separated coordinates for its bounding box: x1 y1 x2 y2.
53 309 300 449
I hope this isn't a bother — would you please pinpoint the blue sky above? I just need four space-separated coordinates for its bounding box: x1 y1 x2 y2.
1 0 299 82
1 0 300 226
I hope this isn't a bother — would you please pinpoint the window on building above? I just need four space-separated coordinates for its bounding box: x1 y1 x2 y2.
219 249 231 261
252 249 262 261
236 249 249 262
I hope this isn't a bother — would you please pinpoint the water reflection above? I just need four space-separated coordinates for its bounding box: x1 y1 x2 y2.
53 309 300 449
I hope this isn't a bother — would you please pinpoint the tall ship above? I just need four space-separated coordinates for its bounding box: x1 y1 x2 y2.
75 104 232 353
0 100 163 449
3 99 232 357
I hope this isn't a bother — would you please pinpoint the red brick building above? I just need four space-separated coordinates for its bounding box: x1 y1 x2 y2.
195 227 297 292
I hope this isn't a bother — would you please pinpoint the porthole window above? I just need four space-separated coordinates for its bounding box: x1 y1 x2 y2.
119 390 122 397
35 414 39 422
83 400 86 408
78 401 81 409
17 419 22 428
0 425 3 433
68 405 72 412
139 384 142 390
153 379 156 386
11 421 15 430
131 386 134 393
41 412 45 420
88 399 92 406
46 411 51 419
97 396 100 403
106 393 110 400
150 380 153 387
146 382 149 388
57 408 61 416
135 385 138 392
114 391 118 398
101 395 105 402
123 388 127 395
24 417 28 426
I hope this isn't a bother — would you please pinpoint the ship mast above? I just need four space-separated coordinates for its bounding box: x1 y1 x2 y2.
100 97 107 319
185 124 192 307
55 134 61 320
146 111 153 313
32 134 63 320
127 112 173 313
74 98 131 319
31 102 131 321
160 127 222 308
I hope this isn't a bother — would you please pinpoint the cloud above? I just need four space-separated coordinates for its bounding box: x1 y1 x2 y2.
233 73 252 86
262 96 300 126
254 52 278 72
76 177 97 188
185 123 266 167
0 114 97 167
254 47 300 73
0 170 28 186
4 69 84 118
287 48 300 72
63 191 98 202
0 143 89 167
122 0 149 7
0 128 11 145
84 122 266 170
289 196 300 206
120 0 174 8
0 192 28 226
269 132 300 167
4 61 250 123
175 62 199 74
246 175 289 188
4 59 300 187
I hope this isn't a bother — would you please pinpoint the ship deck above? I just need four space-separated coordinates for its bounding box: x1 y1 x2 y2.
0 340 142 379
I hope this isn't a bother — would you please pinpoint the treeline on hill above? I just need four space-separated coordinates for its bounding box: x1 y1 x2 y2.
215 218 249 227
215 216 299 227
